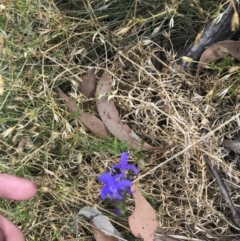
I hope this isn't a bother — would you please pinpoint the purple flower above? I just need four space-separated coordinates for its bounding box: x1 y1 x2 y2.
98 172 132 200
98 152 138 203
112 152 138 175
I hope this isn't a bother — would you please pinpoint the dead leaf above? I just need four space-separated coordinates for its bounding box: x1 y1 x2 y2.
77 206 122 241
196 40 240 91
79 69 97 109
96 71 163 150
128 183 158 241
91 221 117 241
56 87 109 139
79 68 97 99
196 40 240 77
18 138 26 154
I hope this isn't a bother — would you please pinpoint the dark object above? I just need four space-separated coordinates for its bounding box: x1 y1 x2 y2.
224 150 236 162
222 139 240 154
204 155 240 227
236 158 240 169
221 132 240 169
178 0 240 69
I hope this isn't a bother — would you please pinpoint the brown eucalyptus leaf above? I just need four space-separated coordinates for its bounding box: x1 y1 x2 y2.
197 40 240 76
91 221 117 241
96 71 163 150
80 68 97 99
77 206 122 241
56 87 109 139
78 69 97 109
129 183 158 241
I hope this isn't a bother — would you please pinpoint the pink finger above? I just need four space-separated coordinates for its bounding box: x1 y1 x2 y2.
0 215 24 241
0 227 4 241
0 174 37 201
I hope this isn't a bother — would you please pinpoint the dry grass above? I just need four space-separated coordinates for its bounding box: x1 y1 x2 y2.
1 0 240 240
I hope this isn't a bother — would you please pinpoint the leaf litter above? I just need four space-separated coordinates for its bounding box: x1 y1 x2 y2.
56 87 109 139
57 69 165 150
96 71 164 151
77 185 161 241
53 41 240 240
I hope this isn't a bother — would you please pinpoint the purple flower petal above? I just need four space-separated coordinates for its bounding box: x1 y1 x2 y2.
100 186 109 200
120 152 128 166
98 172 112 183
116 180 132 190
99 171 133 201
112 152 138 175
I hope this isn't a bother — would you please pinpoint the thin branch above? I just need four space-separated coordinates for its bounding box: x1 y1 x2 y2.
204 155 240 227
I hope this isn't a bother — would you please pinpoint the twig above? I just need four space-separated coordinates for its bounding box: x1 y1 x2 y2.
204 155 240 227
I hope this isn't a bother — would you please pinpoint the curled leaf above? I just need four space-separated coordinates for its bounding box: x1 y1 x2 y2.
96 71 163 151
